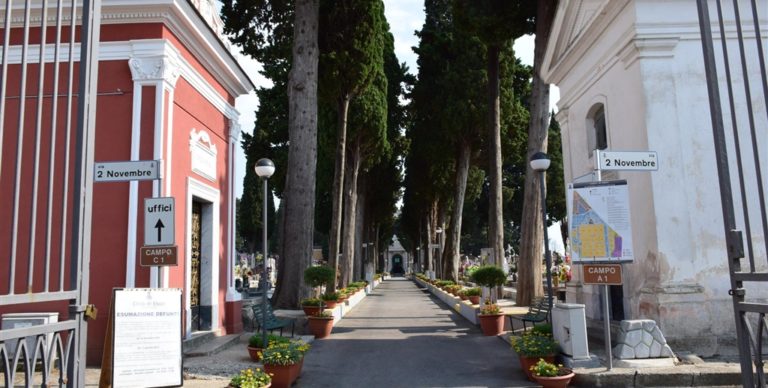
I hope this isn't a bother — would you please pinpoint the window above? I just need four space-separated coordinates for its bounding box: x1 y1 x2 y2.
587 103 608 155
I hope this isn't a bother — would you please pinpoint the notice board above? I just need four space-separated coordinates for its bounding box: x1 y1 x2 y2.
112 288 182 387
568 180 634 264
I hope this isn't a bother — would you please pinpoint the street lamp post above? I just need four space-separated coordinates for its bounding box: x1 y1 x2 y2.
435 227 443 279
415 247 421 273
530 152 554 310
362 242 373 281
254 158 275 348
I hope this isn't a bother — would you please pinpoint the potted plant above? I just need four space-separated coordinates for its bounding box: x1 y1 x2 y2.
304 265 335 313
470 265 507 292
247 334 289 361
529 358 575 388
260 339 310 388
300 297 323 316
307 310 334 339
464 287 481 304
229 368 271 388
477 300 505 336
321 291 340 309
510 324 559 381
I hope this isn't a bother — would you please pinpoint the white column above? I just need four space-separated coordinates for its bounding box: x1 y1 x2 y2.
128 51 181 288
226 119 242 302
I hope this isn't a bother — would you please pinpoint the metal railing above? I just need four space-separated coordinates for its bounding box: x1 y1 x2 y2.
0 0 100 386
696 0 767 386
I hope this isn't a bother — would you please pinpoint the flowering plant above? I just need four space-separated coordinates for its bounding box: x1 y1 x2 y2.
552 263 571 283
529 358 572 377
510 330 559 357
479 300 501 315
229 368 271 388
259 339 310 366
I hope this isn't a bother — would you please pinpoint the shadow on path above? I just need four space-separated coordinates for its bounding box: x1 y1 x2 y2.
298 278 534 388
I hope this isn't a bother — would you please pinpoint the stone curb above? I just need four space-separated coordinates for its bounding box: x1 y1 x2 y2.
570 363 743 387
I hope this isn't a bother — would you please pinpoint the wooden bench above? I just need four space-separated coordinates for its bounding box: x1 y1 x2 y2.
251 303 295 337
508 297 551 332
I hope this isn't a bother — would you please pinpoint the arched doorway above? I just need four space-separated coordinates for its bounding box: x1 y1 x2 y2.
391 254 404 275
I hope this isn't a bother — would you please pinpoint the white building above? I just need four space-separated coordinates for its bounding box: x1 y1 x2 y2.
542 0 767 356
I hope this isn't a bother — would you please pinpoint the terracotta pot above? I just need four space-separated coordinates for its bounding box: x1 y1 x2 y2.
247 345 263 361
533 371 575 388
324 300 338 309
477 313 504 336
263 363 299 388
302 305 322 316
469 295 480 305
307 316 334 339
519 355 556 382
459 294 468 301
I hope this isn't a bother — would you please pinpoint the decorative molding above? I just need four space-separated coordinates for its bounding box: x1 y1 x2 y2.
190 128 217 182
228 119 241 143
128 55 181 86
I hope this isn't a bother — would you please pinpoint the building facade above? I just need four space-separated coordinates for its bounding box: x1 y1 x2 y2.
0 0 252 365
541 0 767 356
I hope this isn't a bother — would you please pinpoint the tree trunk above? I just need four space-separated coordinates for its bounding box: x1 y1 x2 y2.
517 0 556 307
487 44 504 269
327 95 350 293
273 0 319 309
354 175 365 281
424 214 433 275
442 140 471 282
341 135 361 287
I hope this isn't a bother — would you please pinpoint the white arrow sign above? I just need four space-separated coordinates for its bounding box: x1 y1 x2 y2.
597 151 658 171
95 160 160 182
144 197 175 246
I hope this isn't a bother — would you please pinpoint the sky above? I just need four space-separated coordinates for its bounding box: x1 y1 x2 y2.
230 1 556 198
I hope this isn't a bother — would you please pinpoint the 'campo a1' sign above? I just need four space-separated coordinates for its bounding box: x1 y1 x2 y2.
582 264 622 285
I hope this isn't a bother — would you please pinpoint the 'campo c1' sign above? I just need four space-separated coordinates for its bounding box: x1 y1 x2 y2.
140 246 178 267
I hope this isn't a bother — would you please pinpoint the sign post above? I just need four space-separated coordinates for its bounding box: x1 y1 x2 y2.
144 197 175 246
569 149 658 370
139 246 178 267
596 150 658 171
94 160 160 182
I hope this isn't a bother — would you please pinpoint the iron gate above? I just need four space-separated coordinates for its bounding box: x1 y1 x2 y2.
696 0 767 386
0 0 101 387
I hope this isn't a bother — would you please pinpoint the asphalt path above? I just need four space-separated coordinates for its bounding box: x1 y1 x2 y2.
298 277 535 388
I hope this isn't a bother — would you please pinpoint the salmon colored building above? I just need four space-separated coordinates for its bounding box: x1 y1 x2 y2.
0 0 253 365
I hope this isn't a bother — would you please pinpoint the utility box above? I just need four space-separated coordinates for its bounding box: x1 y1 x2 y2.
1 312 59 359
552 303 589 360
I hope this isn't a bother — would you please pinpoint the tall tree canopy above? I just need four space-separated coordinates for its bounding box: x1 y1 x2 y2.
453 0 535 268
319 0 386 291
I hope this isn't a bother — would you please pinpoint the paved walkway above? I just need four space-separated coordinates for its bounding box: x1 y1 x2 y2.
297 277 533 388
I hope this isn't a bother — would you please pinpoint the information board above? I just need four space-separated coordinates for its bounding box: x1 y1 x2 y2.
112 288 182 388
568 180 634 263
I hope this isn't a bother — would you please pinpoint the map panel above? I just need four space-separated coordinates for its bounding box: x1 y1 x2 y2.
568 181 634 263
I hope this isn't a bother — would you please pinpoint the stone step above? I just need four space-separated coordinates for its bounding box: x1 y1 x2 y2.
183 332 241 358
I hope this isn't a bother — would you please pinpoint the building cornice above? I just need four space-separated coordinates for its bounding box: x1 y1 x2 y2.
541 0 631 84
2 0 254 97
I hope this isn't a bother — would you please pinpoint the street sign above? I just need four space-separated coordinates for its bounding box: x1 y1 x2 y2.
139 246 178 266
582 264 623 285
596 151 658 171
95 160 160 182
144 197 175 246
